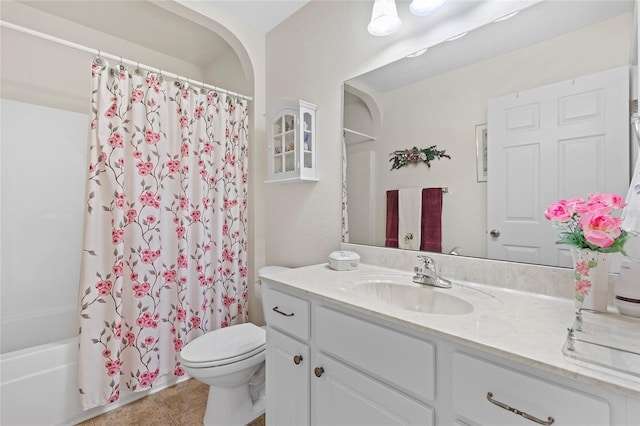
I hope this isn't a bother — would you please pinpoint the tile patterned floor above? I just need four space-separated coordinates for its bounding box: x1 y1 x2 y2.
76 379 265 426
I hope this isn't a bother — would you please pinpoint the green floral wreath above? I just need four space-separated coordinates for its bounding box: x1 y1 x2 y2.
389 146 451 170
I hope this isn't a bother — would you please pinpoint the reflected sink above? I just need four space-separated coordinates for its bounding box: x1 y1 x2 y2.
339 275 473 315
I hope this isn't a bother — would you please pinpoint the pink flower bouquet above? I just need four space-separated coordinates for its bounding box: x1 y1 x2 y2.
544 193 628 253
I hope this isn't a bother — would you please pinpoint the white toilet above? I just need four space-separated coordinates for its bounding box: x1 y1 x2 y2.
180 322 266 426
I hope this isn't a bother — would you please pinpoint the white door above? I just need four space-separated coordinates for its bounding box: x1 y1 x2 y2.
487 66 629 267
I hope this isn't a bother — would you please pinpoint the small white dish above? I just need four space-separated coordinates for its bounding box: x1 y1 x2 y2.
614 297 640 318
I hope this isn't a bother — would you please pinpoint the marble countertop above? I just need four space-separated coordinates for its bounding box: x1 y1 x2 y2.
260 263 640 398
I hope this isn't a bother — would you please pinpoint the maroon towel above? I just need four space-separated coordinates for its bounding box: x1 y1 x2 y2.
385 190 399 248
420 188 443 252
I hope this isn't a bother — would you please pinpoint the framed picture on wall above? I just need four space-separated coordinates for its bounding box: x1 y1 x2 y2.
475 124 488 182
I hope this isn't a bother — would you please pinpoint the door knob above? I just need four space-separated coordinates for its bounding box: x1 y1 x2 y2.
490 229 501 238
314 367 324 377
293 355 303 365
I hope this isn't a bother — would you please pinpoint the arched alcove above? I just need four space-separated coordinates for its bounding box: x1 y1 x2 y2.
343 82 380 144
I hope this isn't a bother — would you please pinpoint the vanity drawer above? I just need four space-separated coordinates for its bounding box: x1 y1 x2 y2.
315 306 435 402
263 287 310 341
452 352 610 426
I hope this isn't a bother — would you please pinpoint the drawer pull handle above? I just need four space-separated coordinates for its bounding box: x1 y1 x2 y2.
314 367 325 377
272 306 294 317
487 392 554 425
293 355 303 365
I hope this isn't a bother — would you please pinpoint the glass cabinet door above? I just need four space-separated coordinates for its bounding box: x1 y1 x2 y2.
272 114 296 175
302 112 312 169
272 116 283 174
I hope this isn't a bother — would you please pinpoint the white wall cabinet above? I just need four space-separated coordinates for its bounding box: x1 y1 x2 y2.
266 100 317 183
262 281 636 426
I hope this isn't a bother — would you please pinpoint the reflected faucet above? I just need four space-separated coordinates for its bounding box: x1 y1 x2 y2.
448 246 462 256
413 255 452 288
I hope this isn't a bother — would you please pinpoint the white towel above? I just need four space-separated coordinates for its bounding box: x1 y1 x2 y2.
622 150 640 235
398 188 422 250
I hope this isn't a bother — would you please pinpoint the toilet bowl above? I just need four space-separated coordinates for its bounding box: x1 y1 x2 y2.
180 322 266 426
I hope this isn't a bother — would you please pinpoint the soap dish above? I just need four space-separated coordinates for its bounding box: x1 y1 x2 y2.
615 296 640 318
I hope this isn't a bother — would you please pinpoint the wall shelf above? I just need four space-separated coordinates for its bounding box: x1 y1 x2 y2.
343 127 376 145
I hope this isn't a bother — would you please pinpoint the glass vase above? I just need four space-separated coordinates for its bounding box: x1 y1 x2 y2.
571 247 611 312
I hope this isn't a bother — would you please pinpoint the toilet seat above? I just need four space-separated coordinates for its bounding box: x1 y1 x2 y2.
180 323 266 368
182 345 265 368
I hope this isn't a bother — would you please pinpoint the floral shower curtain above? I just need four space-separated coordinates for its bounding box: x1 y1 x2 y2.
77 59 249 410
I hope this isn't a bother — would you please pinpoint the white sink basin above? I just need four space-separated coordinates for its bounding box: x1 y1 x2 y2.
338 275 474 315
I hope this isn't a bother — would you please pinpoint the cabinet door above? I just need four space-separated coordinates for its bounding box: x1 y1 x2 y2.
266 327 310 426
301 110 314 171
313 353 434 426
270 111 297 179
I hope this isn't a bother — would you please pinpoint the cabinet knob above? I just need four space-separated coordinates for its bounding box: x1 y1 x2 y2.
293 355 303 365
314 367 325 377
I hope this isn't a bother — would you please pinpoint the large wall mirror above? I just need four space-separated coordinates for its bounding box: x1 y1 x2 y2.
343 0 637 268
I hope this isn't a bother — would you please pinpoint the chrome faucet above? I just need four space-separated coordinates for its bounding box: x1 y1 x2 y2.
413 255 452 288
448 246 462 256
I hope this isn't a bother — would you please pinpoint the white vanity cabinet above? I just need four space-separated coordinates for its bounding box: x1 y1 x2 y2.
262 283 435 426
262 280 637 426
265 99 317 183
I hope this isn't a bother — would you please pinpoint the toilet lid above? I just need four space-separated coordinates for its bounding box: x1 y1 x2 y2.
180 323 265 367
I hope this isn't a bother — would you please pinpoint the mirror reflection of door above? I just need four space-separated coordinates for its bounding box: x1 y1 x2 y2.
487 66 630 267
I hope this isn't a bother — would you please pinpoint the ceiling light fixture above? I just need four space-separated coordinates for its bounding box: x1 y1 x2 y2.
367 0 402 36
409 0 448 16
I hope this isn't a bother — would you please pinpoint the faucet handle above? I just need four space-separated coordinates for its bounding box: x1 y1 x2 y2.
417 255 436 270
415 255 437 276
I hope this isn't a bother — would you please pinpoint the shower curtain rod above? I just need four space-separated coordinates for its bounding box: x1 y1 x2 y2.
0 20 253 102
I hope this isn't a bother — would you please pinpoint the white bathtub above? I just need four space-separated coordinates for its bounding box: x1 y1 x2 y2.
0 337 187 426
1 337 84 425
1 307 77 354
